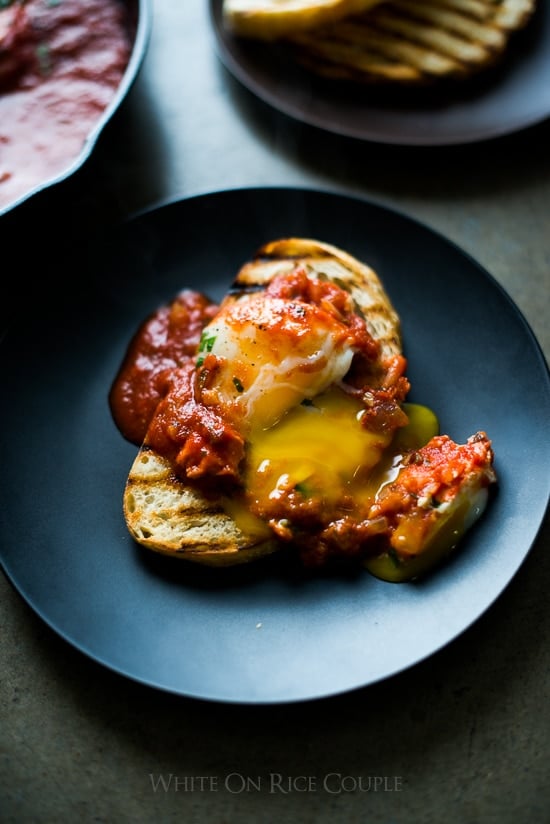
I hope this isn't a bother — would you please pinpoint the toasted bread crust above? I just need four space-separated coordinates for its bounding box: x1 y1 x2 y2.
122 238 402 564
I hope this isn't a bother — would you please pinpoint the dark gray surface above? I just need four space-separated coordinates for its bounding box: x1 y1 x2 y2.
1 1 549 822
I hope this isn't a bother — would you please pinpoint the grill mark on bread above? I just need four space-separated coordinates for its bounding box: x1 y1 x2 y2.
285 0 537 84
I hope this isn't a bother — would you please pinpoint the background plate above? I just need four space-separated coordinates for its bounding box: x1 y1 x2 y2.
1 187 549 703
209 0 550 145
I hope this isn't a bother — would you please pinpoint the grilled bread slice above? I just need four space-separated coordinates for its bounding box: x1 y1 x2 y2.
222 0 386 41
124 447 279 565
285 0 538 84
122 238 403 565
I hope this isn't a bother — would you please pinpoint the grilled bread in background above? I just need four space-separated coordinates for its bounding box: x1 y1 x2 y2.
123 238 403 565
287 0 537 84
224 0 537 85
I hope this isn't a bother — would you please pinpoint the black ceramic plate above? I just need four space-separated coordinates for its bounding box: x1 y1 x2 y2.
0 0 152 217
209 0 550 145
1 187 549 703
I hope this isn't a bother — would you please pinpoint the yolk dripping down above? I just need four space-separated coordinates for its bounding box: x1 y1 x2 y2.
110 262 496 577
222 392 440 550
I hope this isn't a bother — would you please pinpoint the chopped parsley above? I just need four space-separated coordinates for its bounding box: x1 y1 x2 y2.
196 330 217 367
198 330 217 353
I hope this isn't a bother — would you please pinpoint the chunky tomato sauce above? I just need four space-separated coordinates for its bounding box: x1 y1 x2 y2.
142 271 386 485
264 270 410 433
111 270 496 570
111 271 409 487
313 431 495 564
0 0 134 209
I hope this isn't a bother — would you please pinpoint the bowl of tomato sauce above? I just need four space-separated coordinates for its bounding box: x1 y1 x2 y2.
0 0 151 215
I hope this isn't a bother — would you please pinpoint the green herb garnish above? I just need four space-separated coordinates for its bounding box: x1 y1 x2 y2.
196 330 217 367
198 330 217 353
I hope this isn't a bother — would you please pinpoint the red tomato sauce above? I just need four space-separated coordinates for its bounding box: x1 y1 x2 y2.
110 275 496 568
109 290 219 446
0 0 134 209
110 271 411 491
144 359 247 485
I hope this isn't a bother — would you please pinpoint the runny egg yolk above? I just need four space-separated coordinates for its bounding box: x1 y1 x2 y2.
231 392 439 529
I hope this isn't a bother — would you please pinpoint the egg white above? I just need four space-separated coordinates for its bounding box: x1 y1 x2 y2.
198 292 355 432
